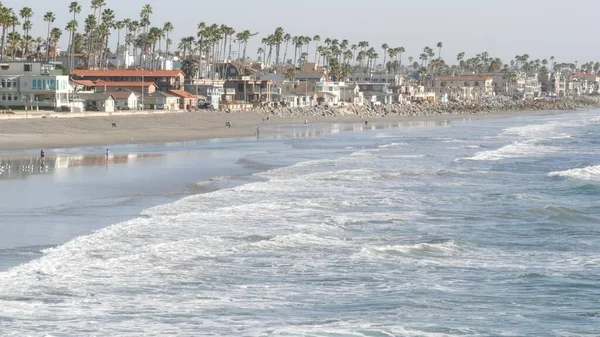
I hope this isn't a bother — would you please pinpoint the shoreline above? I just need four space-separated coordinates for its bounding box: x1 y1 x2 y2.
0 107 591 152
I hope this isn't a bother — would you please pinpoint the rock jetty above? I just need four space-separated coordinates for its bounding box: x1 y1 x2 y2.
257 96 600 119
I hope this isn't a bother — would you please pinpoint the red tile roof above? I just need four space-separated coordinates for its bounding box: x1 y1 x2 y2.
71 69 184 77
73 80 157 88
168 90 196 98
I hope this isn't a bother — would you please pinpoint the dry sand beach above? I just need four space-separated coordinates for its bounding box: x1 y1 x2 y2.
0 108 581 151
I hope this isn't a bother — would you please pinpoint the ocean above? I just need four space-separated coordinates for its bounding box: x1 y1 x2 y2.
0 111 599 336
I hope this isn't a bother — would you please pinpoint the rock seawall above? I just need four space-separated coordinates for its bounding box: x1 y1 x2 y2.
258 96 600 119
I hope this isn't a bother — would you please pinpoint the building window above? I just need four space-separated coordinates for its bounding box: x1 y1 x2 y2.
13 94 18 100
24 64 32 72
474 81 479 87
1 94 4 100
12 80 16 87
7 94 11 101
0 79 4 88
49 80 56 90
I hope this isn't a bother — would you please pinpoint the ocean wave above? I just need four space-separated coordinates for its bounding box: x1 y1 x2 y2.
501 123 571 140
464 141 557 161
359 241 464 259
548 165 600 182
378 142 408 148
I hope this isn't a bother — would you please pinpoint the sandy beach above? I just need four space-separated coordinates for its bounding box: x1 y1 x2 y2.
0 108 577 151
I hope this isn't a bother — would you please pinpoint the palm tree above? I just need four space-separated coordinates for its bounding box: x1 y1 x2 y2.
163 22 174 55
178 36 194 60
34 37 43 58
436 41 443 60
381 43 389 75
140 3 153 68
68 1 82 71
282 33 291 64
43 12 55 61
272 27 284 65
7 31 20 60
114 20 125 68
0 7 16 60
313 35 321 64
65 20 78 68
19 7 33 57
127 20 139 63
49 28 62 62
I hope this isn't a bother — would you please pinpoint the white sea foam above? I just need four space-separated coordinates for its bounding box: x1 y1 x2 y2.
464 141 557 161
501 123 571 140
378 142 408 148
549 165 600 181
359 241 464 259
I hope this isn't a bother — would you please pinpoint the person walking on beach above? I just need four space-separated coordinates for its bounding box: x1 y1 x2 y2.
105 148 110 162
40 149 45 160
256 127 260 139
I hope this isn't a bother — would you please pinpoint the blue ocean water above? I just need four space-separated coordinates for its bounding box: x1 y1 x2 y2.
0 111 599 336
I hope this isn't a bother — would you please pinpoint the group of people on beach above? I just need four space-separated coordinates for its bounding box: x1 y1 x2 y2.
225 120 232 128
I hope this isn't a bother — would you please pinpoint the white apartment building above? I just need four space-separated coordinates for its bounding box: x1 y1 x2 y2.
0 61 70 109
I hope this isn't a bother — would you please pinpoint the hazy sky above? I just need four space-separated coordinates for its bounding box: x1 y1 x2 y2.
4 0 599 64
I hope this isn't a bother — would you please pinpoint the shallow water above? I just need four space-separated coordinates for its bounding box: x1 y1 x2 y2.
0 111 599 336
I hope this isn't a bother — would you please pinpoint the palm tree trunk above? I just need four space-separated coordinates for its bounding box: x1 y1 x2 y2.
283 41 289 65
292 45 297 69
1 25 7 60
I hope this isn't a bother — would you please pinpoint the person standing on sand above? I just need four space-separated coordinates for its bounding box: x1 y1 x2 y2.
40 149 45 160
105 148 110 162
256 127 260 139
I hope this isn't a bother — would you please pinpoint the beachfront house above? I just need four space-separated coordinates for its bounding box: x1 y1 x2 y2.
348 73 403 86
432 75 494 101
0 61 70 110
184 79 223 109
224 78 277 103
70 69 185 91
358 83 394 104
111 91 139 110
341 84 365 105
143 91 178 110
75 92 115 112
168 90 198 110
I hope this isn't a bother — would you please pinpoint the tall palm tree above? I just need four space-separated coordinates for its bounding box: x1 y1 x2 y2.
49 28 62 62
83 14 96 67
272 27 284 65
19 7 33 57
68 2 82 71
65 20 78 68
43 12 55 61
436 41 443 60
140 4 153 68
163 22 174 55
312 35 321 64
127 20 139 63
0 7 16 59
114 20 125 68
381 43 389 74
282 33 291 64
